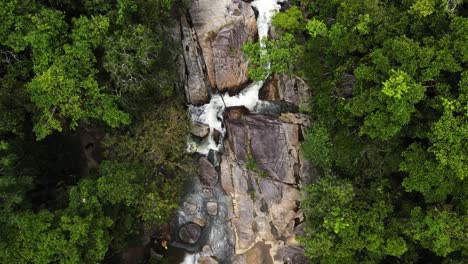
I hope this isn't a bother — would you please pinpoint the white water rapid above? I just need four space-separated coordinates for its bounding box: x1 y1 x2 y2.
187 0 285 155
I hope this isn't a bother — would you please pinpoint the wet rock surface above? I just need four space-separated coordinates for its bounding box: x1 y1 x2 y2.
191 122 210 138
199 156 219 187
275 245 309 264
179 223 202 244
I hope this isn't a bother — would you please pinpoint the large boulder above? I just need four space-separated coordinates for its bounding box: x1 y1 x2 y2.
226 115 300 184
220 114 310 261
179 223 202 244
199 156 218 187
179 15 210 105
190 0 257 93
191 122 210 138
211 20 255 93
274 246 309 264
260 74 312 107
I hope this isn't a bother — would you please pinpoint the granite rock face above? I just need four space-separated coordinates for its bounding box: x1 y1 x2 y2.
178 15 210 105
190 0 256 93
172 1 314 263
220 114 311 261
260 74 312 107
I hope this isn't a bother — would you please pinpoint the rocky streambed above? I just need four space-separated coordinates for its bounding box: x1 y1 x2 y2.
168 1 314 263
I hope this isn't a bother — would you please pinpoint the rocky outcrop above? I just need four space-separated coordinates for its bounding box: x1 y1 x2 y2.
173 1 314 263
190 0 257 93
220 114 311 262
178 15 210 105
260 74 312 108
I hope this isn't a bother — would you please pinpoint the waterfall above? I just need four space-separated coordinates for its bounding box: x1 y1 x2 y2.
180 1 286 263
187 0 284 155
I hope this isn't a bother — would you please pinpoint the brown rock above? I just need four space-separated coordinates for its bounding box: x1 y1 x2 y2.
224 106 250 120
193 217 206 227
259 75 280 101
190 0 257 93
244 242 274 264
213 129 221 145
199 156 218 187
191 122 210 138
211 20 256 93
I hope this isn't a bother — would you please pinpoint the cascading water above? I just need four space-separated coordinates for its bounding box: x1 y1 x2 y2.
187 0 285 155
180 1 285 263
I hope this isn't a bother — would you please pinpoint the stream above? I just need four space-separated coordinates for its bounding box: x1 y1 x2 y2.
187 0 285 155
176 0 287 263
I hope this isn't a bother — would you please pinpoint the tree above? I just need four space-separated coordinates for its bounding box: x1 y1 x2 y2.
270 0 468 262
27 14 130 139
301 176 407 263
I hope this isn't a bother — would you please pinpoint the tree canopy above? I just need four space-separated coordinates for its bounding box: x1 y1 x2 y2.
0 0 190 263
258 0 468 262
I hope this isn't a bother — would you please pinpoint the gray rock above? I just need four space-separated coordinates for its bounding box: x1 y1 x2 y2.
198 157 218 187
201 244 214 256
260 74 312 107
179 223 202 244
211 20 255 93
277 75 312 107
199 156 218 186
201 187 214 197
199 256 219 264
220 114 307 259
207 201 218 216
191 122 210 138
226 115 300 184
180 15 210 105
275 246 308 264
190 0 257 92
183 202 198 215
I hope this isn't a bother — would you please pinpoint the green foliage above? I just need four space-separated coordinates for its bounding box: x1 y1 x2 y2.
301 176 406 262
246 153 258 171
0 0 187 262
104 102 191 172
243 33 303 81
104 102 191 225
282 0 468 262
405 206 468 257
103 24 175 112
140 176 183 227
306 18 328 38
272 6 305 34
97 161 145 206
27 14 130 139
302 123 332 173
